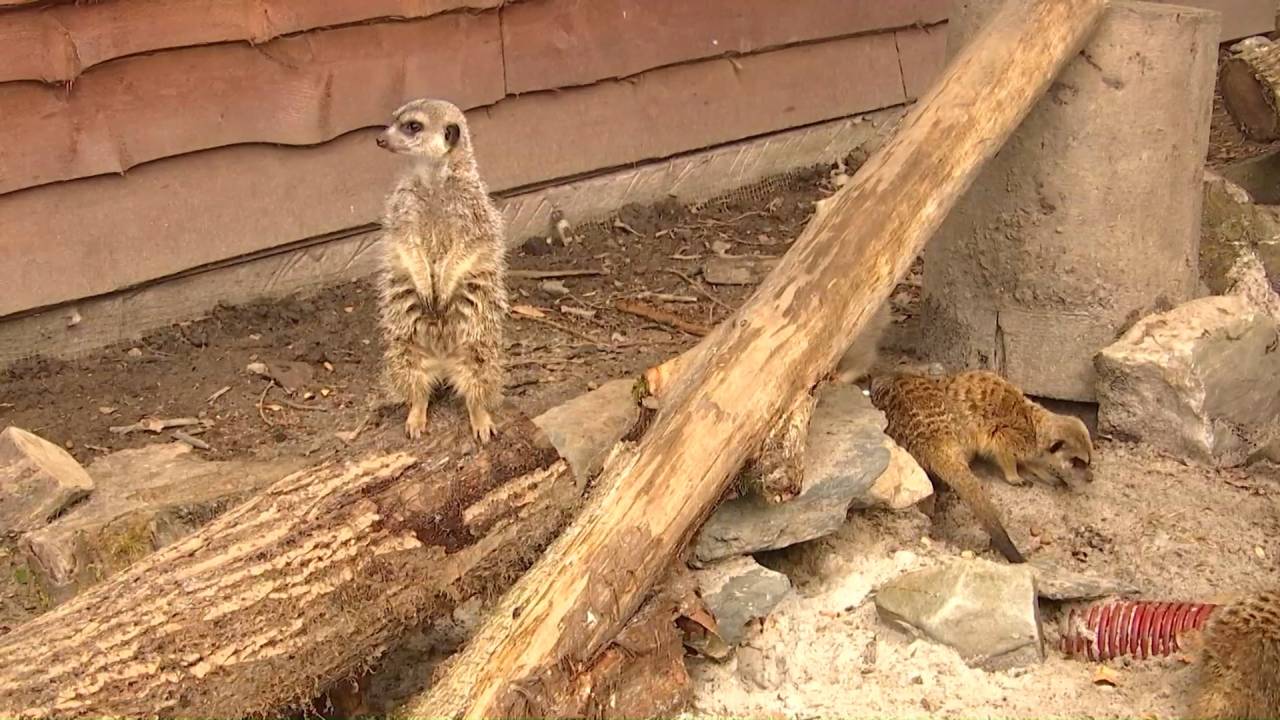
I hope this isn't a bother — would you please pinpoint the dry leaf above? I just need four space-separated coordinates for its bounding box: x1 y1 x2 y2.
511 304 547 319
1092 665 1123 687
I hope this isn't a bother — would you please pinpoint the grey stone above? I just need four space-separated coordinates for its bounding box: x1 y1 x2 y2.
1028 561 1138 601
20 444 304 601
532 378 638 484
1200 172 1280 296
694 556 792 646
875 559 1044 670
702 256 778 286
0 427 95 536
692 385 891 563
1095 295 1280 466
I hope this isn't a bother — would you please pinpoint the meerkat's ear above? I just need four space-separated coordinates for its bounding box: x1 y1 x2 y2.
444 123 461 149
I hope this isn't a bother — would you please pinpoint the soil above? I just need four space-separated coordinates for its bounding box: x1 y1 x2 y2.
2 87 1279 718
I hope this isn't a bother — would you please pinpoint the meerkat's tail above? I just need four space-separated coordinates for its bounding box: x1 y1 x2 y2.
833 301 892 384
927 449 1026 563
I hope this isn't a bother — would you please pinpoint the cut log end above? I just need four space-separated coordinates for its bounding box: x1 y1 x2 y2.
1220 52 1280 142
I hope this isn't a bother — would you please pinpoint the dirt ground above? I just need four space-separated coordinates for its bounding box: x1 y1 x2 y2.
2 101 1280 717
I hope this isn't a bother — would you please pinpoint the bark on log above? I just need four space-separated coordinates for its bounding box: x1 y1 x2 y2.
0 414 582 719
1221 39 1280 141
406 1 1107 717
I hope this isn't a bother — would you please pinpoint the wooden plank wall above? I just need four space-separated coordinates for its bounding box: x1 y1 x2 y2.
0 0 1272 321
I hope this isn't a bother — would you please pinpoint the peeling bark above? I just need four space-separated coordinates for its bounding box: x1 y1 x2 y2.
0 415 580 719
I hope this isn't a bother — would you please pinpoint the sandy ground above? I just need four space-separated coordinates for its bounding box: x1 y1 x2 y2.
687 443 1280 719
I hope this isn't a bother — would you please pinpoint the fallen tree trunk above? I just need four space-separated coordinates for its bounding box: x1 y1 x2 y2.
405 1 1108 717
0 413 587 718
1221 38 1280 141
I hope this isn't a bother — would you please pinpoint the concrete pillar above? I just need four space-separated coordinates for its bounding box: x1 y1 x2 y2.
918 1 1219 400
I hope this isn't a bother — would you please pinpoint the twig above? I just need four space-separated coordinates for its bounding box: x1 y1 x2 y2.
666 269 731 311
109 417 202 435
509 269 606 280
257 380 275 427
171 431 211 451
513 313 611 347
206 386 232 404
276 398 330 412
700 211 767 226
636 292 698 304
614 299 711 337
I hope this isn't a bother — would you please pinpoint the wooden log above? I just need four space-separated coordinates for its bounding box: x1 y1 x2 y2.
405 0 1107 716
1221 39 1280 141
0 414 585 719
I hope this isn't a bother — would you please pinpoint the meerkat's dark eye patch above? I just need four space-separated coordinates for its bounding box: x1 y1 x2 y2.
404 120 424 135
1048 440 1065 454
444 123 461 148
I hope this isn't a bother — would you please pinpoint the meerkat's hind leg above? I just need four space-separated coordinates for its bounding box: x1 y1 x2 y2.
450 357 502 444
388 347 439 440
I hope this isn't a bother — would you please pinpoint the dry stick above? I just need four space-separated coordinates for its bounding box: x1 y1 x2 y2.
512 312 611 348
614 299 711 337
407 1 1107 716
509 269 607 280
256 380 275 427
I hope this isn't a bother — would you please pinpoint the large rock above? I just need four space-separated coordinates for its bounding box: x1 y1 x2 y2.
1200 171 1280 297
693 556 792 646
532 378 638 484
875 559 1043 670
1095 295 1280 465
19 444 305 601
692 385 932 563
0 427 94 536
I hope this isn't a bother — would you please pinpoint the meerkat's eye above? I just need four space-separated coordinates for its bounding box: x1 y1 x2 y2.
1048 440 1065 454
444 123 461 148
404 120 424 135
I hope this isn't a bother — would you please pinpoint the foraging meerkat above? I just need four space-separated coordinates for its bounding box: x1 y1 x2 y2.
1189 590 1280 720
375 99 508 442
869 369 1094 563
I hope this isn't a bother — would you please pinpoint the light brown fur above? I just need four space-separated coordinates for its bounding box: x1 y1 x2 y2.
869 369 1093 563
1189 590 1280 720
375 99 508 443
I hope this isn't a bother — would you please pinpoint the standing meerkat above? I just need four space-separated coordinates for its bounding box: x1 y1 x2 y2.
375 98 508 442
1189 590 1280 719
869 369 1093 563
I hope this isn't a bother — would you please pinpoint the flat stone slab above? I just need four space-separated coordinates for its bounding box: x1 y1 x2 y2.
876 559 1044 670
0 427 94 536
693 384 930 564
694 556 793 646
532 378 639 483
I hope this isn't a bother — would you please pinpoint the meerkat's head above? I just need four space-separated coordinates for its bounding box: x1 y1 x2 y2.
1031 410 1094 489
376 98 474 174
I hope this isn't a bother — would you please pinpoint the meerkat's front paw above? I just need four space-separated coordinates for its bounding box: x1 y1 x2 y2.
468 406 496 444
405 403 429 439
471 416 496 444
